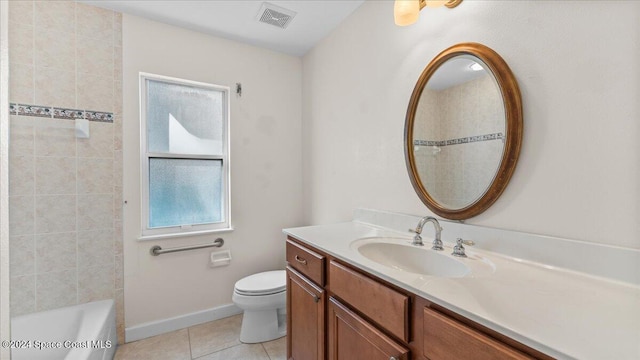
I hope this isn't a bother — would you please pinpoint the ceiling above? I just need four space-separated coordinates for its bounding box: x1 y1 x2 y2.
427 57 489 91
80 0 366 56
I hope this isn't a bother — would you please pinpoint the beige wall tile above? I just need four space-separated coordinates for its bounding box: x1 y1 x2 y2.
113 185 122 222
78 158 113 194
78 264 114 302
10 235 35 277
77 35 113 78
114 12 122 47
114 192 123 222
116 289 124 344
35 119 76 156
76 2 114 41
114 46 122 82
77 122 114 158
115 288 124 344
34 29 75 72
36 232 77 273
114 254 123 289
9 116 34 156
9 155 34 196
35 195 76 234
9 195 34 236
10 63 35 104
113 190 122 221
114 220 123 256
114 80 122 115
9 0 34 26
35 156 76 195
36 269 77 311
78 194 113 230
9 0 122 320
9 23 34 66
34 0 75 34
113 150 122 183
10 275 36 316
113 124 122 151
78 229 114 269
34 68 76 108
78 73 113 112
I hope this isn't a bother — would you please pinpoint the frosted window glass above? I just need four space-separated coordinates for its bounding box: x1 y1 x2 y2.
149 159 223 228
147 79 223 155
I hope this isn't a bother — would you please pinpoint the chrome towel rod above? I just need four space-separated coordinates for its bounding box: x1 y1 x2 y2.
150 238 224 256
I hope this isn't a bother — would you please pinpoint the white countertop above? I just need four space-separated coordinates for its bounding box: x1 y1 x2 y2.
284 221 640 360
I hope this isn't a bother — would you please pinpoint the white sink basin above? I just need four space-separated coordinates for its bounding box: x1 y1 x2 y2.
351 237 493 278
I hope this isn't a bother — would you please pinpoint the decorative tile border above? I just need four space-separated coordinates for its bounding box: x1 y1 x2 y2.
414 132 504 147
10 103 114 123
9 104 52 118
85 111 114 123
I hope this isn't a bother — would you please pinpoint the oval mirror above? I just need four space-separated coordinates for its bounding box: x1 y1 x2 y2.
404 43 522 220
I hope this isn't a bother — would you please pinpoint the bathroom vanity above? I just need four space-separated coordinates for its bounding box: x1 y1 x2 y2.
283 209 640 360
285 236 544 360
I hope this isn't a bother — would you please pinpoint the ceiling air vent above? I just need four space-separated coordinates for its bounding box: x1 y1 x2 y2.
256 2 296 29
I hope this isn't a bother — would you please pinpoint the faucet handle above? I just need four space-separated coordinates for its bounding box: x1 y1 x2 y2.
459 239 474 246
451 238 473 257
408 229 424 246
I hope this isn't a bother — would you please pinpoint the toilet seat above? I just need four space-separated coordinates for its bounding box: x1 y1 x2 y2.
234 270 286 296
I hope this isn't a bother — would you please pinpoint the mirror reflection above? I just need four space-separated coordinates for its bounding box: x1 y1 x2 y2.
412 56 505 209
405 42 522 220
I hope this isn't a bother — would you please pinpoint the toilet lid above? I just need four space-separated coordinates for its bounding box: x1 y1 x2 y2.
235 270 286 296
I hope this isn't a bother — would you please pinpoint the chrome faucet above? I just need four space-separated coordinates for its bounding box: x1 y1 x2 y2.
451 238 475 257
409 216 443 250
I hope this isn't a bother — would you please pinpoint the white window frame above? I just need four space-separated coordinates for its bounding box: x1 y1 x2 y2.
139 72 231 240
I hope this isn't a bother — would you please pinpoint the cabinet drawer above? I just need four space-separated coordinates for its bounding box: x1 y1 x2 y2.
423 307 532 360
286 239 325 286
329 260 409 342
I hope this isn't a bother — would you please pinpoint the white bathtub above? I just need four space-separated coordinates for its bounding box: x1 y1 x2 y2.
10 300 116 360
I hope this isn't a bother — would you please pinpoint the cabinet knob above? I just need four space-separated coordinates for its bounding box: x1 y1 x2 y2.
389 357 398 360
294 255 307 265
313 294 320 303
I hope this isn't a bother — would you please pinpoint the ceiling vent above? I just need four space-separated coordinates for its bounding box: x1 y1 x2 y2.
256 2 296 29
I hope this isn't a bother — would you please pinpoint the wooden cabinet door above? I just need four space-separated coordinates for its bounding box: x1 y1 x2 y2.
423 307 533 360
328 297 409 360
287 267 325 360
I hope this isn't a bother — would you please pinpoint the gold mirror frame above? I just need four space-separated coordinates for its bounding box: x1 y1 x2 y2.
404 42 522 220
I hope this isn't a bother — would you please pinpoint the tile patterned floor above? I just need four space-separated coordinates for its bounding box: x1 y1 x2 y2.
114 314 286 360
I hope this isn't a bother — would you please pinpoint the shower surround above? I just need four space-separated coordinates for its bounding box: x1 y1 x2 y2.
7 0 124 343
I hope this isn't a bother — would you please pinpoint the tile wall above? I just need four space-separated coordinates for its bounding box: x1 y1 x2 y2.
414 75 503 208
7 0 124 343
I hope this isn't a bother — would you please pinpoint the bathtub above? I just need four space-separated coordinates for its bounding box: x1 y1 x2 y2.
10 299 116 360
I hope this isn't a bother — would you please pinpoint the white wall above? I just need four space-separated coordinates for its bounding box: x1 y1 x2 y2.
122 14 303 328
302 0 640 249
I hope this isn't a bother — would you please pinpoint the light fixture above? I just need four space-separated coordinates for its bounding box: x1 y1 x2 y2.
394 0 462 26
469 63 484 71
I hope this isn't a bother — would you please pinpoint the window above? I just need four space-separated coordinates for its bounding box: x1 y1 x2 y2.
140 73 231 239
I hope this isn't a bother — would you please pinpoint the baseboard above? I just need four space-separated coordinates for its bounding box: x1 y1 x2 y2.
125 303 242 343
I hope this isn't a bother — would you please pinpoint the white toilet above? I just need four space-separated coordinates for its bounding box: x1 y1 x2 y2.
232 270 287 343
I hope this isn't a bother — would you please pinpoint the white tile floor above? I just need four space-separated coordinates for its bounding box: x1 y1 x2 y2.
114 314 286 360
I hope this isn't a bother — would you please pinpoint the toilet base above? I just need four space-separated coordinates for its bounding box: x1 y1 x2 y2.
239 308 286 344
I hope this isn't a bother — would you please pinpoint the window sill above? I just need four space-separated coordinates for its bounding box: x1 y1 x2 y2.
138 227 234 241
